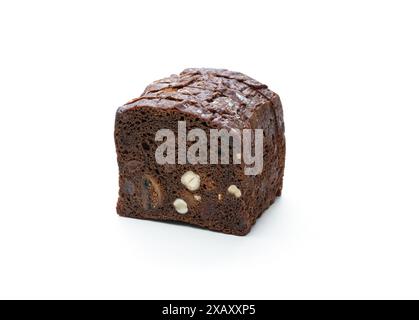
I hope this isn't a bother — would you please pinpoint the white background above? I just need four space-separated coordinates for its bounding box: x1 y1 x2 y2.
0 0 418 299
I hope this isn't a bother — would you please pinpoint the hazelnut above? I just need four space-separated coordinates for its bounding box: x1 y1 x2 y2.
181 171 201 191
173 198 188 214
227 185 242 198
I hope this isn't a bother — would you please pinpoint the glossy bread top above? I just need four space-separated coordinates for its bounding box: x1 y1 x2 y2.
118 68 281 129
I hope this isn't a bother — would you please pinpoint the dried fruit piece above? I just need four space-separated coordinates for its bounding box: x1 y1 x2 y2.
141 175 163 209
123 179 135 195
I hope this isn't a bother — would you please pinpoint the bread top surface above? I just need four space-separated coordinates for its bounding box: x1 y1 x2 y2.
118 68 279 129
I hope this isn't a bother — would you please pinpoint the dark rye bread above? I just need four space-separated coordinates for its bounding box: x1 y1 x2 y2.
114 68 285 236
